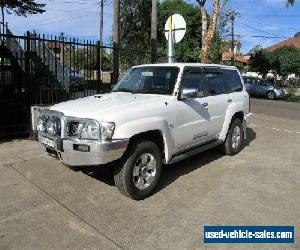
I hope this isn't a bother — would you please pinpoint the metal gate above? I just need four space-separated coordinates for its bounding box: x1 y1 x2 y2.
0 24 162 138
0 46 29 137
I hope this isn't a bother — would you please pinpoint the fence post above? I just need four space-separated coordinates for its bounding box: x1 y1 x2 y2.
25 31 32 137
112 42 119 85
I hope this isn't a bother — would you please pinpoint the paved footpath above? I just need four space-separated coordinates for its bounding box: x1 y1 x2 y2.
0 112 299 249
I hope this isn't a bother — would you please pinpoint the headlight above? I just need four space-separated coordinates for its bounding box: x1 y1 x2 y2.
80 120 115 141
81 120 100 140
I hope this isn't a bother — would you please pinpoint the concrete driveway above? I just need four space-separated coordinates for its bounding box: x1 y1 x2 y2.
0 99 299 250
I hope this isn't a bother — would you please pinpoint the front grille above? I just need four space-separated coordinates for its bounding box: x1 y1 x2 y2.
67 121 79 137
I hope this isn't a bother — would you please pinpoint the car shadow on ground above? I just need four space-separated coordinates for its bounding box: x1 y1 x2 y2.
78 128 256 193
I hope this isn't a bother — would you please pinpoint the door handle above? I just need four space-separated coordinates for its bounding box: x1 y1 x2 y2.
202 102 208 109
228 99 232 103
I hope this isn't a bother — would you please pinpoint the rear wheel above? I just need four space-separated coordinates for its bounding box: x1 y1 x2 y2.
222 118 244 155
114 140 162 200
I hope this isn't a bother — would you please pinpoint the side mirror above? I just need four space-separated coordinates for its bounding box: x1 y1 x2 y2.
180 88 198 100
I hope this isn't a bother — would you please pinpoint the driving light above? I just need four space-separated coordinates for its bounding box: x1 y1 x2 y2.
36 115 46 132
46 117 61 136
100 122 115 141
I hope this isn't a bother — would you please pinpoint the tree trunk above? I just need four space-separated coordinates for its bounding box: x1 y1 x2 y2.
200 0 220 63
112 0 120 84
200 6 207 49
151 0 157 63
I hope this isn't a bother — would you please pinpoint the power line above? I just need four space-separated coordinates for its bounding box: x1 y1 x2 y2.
239 21 286 38
28 13 98 27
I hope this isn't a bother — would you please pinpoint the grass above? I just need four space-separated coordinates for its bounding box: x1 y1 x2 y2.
285 94 300 103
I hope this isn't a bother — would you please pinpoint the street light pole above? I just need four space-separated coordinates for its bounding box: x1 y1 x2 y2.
228 10 237 66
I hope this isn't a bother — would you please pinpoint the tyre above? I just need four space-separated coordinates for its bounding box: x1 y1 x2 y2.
114 140 162 200
222 118 244 156
267 91 275 100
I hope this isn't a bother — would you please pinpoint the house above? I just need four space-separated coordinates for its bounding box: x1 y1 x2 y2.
46 41 73 62
221 40 249 68
265 37 300 52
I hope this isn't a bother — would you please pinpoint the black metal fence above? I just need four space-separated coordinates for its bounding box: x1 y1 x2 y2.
0 24 165 138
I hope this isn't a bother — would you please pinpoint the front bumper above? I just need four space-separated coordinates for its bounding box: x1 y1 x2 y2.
275 90 285 99
244 113 252 127
38 133 129 166
243 113 252 140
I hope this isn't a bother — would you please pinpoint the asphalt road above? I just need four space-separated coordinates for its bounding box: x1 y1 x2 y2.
251 97 300 121
0 100 299 250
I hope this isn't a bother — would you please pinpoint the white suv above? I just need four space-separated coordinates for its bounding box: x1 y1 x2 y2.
37 63 251 200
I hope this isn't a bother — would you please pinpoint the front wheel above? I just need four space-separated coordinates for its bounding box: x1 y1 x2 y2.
114 140 162 200
267 91 275 100
222 118 244 156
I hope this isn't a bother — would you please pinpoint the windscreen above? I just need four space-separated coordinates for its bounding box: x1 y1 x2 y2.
112 67 179 95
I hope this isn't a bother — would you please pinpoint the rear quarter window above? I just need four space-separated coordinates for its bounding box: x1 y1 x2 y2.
224 70 243 92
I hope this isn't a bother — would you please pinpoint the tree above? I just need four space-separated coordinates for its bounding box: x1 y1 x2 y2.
151 0 158 63
248 46 300 78
248 49 271 76
119 0 151 68
200 0 229 63
195 0 207 48
158 0 202 62
250 44 263 53
270 46 300 77
0 0 45 37
294 31 300 38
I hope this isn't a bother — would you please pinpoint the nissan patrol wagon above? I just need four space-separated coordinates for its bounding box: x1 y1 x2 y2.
37 63 251 200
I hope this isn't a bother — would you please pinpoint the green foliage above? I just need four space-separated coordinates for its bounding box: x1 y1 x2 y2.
248 50 271 76
119 0 224 64
64 48 112 71
158 0 202 62
270 46 300 76
0 0 46 16
209 33 222 63
119 0 151 67
248 46 300 77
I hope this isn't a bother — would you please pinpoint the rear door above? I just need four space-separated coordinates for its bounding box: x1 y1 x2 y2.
202 67 232 139
224 69 248 112
255 79 266 95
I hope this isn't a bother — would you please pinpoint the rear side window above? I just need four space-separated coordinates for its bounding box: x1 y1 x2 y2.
224 70 243 92
202 71 227 96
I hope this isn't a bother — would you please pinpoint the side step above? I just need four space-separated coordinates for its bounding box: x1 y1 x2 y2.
167 140 223 165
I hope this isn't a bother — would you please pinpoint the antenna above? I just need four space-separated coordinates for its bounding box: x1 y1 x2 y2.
164 14 186 63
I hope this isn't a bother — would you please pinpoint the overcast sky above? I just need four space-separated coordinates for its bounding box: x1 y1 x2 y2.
6 0 300 54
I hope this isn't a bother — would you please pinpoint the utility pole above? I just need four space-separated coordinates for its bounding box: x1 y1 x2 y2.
151 0 157 64
99 0 104 74
112 0 120 84
228 10 237 66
